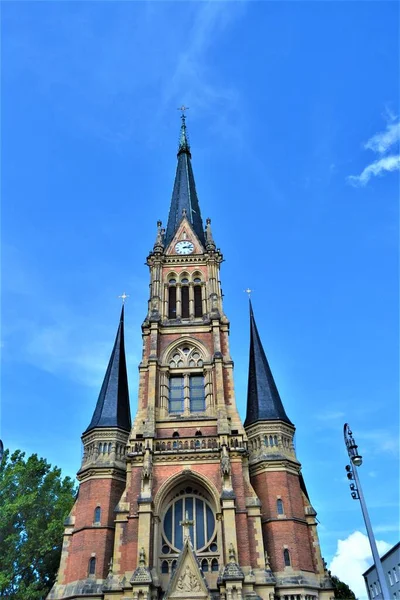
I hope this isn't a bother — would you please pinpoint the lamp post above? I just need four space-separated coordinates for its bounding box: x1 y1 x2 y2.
343 423 389 599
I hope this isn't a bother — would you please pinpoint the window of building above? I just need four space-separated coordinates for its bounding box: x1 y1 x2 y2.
394 568 398 583
94 506 101 523
168 285 177 319
277 499 284 515
161 560 169 574
201 559 209 572
190 375 205 412
169 376 184 413
211 558 219 572
163 495 215 551
88 557 96 576
181 285 189 318
389 571 393 585
370 584 374 598
283 548 291 567
194 285 202 317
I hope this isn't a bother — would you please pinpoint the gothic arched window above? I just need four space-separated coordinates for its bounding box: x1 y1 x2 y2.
283 548 291 567
163 495 215 551
168 282 177 319
277 499 284 515
159 486 219 576
88 557 96 576
166 345 206 414
94 506 101 523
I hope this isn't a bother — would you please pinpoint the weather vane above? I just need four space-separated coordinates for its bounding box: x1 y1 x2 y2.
244 288 253 298
118 292 130 304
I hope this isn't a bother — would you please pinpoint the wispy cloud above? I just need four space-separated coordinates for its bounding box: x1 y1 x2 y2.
348 117 400 186
348 154 400 187
364 120 400 154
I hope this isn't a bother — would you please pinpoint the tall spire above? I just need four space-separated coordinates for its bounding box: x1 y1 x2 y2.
164 114 206 247
85 306 131 432
245 301 292 427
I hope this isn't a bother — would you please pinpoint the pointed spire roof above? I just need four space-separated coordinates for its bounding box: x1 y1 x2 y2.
245 301 292 427
85 306 131 433
164 115 206 247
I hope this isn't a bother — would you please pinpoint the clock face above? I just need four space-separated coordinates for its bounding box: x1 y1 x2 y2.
175 240 194 255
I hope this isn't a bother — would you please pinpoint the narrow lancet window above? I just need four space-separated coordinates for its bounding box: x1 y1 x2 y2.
94 506 101 523
277 499 284 515
283 548 291 567
194 286 202 317
88 557 96 575
168 286 177 319
181 285 189 318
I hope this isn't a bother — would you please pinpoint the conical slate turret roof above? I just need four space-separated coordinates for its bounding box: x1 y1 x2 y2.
164 115 206 247
85 306 131 433
245 301 292 427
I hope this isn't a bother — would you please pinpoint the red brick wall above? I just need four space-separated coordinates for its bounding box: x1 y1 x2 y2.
63 477 125 582
252 470 315 572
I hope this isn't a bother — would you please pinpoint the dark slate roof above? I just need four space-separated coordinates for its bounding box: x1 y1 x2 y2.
244 301 292 427
164 116 206 247
85 306 131 433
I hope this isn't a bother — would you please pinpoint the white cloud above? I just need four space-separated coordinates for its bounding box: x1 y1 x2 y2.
348 116 400 186
329 531 391 600
364 121 400 154
348 154 400 186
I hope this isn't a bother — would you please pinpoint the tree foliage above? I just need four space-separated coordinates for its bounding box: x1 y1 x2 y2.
332 574 357 599
0 449 76 599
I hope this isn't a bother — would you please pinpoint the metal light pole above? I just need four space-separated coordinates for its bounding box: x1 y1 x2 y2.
343 423 390 599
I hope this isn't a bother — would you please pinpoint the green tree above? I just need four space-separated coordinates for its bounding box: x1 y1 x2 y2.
0 449 76 599
332 574 357 599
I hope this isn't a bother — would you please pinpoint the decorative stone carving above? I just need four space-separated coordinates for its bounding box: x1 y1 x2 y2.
228 543 236 563
220 451 231 477
176 566 201 592
142 449 152 480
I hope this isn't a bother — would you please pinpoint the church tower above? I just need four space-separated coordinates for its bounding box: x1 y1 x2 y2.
49 115 334 600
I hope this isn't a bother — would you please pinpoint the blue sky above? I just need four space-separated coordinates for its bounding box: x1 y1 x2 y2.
1 2 399 595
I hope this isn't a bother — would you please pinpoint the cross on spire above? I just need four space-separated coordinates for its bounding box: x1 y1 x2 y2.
118 292 129 304
244 288 253 298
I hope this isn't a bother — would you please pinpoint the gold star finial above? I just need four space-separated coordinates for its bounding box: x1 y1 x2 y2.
118 292 129 304
244 288 253 298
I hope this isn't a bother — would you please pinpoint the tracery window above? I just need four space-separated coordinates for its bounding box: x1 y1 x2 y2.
159 486 219 575
166 345 206 415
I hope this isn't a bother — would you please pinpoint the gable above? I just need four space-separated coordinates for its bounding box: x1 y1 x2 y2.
165 216 205 256
164 540 210 599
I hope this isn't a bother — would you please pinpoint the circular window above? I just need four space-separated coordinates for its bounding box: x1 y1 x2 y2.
169 279 176 285
194 278 201 283
181 278 189 284
163 496 215 552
